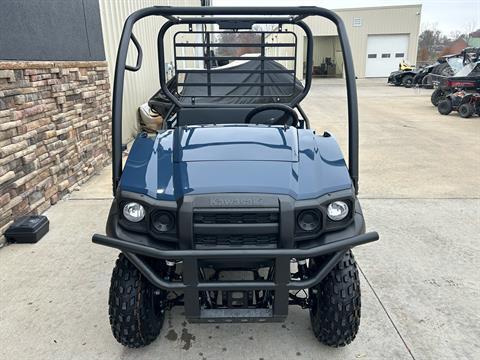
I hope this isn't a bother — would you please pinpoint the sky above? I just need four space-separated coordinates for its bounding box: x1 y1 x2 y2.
214 0 480 35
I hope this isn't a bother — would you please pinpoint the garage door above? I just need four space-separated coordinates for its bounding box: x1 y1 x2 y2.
365 34 409 77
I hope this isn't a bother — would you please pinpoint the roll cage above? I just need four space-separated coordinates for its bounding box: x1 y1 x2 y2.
111 6 359 195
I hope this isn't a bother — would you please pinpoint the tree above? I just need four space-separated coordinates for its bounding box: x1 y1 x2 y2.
214 26 263 57
417 47 430 62
449 30 464 41
463 19 478 37
417 27 456 63
215 32 261 57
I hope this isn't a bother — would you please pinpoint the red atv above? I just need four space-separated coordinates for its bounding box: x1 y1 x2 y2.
430 58 480 106
437 90 480 118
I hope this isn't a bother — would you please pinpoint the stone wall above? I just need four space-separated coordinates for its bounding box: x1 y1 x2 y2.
0 61 111 246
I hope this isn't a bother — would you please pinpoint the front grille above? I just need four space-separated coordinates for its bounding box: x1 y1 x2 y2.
194 212 279 224
193 209 279 248
195 234 277 246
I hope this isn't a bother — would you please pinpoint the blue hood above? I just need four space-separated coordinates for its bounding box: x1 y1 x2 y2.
119 125 352 201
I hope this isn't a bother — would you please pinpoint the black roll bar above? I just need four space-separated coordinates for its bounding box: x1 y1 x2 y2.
111 6 359 195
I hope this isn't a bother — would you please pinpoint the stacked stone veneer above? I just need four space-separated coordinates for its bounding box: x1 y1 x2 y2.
0 61 112 246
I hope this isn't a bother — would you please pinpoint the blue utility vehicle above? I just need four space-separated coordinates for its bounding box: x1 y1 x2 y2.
93 6 379 348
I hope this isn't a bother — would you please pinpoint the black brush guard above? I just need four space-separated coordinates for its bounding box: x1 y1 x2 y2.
93 231 378 322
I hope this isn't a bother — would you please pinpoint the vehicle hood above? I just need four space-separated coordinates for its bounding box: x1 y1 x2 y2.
119 125 352 201
173 125 298 162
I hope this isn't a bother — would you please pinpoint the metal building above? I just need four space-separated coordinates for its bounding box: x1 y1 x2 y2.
296 4 422 79
98 0 201 142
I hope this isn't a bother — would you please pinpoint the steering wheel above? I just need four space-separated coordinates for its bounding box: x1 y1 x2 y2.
244 104 299 127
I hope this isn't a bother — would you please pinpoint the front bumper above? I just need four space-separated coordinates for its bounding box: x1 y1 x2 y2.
93 203 378 322
93 229 378 291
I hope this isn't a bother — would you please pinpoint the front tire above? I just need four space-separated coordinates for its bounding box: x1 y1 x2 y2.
438 99 453 115
422 75 433 89
309 251 361 347
431 88 446 106
109 254 166 348
402 75 414 88
459 103 475 118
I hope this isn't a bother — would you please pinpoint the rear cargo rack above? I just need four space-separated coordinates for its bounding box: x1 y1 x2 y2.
173 30 298 100
156 15 314 109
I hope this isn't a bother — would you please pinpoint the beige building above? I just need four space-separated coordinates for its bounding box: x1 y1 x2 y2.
296 4 422 79
99 0 201 142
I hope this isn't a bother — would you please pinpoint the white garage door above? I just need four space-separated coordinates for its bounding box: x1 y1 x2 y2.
365 34 409 77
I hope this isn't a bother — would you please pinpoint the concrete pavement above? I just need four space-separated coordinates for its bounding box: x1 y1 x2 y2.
1 79 479 359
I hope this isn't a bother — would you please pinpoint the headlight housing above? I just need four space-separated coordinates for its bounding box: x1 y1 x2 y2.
297 210 321 232
151 211 175 233
123 202 145 222
327 201 349 221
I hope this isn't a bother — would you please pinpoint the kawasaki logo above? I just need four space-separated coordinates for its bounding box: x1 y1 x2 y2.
209 198 264 207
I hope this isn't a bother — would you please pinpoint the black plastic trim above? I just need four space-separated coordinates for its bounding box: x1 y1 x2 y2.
116 189 357 245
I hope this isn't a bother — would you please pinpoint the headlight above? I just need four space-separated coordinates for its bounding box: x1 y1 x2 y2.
297 210 321 232
123 202 145 222
151 211 175 232
327 201 349 221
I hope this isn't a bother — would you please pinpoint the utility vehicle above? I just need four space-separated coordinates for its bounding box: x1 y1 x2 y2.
389 49 479 89
438 90 480 118
92 6 379 349
387 60 417 87
431 61 480 106
416 64 441 88
388 69 416 87
430 49 480 106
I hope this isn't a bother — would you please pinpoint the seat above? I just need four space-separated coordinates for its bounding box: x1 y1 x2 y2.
176 108 253 126
176 107 295 127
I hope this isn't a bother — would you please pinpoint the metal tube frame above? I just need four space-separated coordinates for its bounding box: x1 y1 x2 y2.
94 230 378 321
162 27 301 100
111 6 359 195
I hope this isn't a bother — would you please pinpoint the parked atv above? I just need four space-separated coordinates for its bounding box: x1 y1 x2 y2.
430 48 480 105
92 6 379 349
388 70 416 87
413 51 475 90
438 90 480 118
388 61 417 87
413 63 438 88
420 56 465 92
412 57 455 89
433 48 480 77
431 61 480 106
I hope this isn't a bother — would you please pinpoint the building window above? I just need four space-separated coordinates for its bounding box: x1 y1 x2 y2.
353 17 362 27
381 53 391 58
395 53 405 58
368 54 377 58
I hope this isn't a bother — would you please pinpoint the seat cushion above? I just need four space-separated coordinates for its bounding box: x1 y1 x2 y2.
176 107 295 126
176 108 253 126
